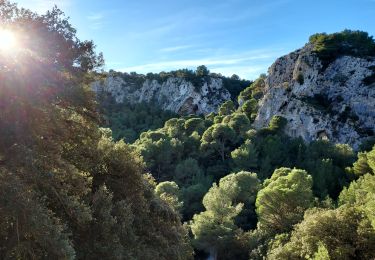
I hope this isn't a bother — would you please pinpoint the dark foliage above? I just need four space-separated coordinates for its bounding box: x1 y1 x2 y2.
98 93 177 143
309 30 375 69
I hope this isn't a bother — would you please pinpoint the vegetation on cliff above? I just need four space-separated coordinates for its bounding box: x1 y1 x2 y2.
1 1 375 258
107 66 251 98
309 29 375 68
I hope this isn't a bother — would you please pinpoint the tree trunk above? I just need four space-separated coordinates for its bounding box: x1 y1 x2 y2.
208 247 218 260
220 142 225 162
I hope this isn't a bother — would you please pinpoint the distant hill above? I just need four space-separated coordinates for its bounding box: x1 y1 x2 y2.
92 66 251 115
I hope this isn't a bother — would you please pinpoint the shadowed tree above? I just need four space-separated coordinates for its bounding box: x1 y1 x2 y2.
201 123 236 162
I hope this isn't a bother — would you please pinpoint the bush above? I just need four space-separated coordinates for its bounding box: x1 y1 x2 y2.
269 116 287 131
309 30 375 69
296 73 304 85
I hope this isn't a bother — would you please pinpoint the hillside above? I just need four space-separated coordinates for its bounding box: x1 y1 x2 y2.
254 33 375 149
95 32 375 149
110 30 375 259
93 68 251 142
93 68 251 115
2 1 375 259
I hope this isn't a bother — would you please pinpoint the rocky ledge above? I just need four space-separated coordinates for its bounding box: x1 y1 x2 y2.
92 73 231 115
254 43 375 149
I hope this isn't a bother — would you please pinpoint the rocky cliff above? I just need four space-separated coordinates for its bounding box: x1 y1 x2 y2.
92 72 232 115
254 43 375 149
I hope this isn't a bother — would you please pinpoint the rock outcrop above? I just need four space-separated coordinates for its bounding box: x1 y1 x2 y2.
92 73 231 115
254 43 375 149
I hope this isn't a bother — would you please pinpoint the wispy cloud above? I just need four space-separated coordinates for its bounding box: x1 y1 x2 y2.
86 12 106 30
159 45 194 53
16 0 72 13
119 48 284 79
128 23 177 39
87 13 104 21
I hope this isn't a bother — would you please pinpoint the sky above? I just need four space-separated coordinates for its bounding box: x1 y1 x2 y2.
14 0 375 79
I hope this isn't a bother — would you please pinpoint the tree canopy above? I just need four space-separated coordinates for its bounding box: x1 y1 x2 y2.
2 3 375 259
0 2 192 259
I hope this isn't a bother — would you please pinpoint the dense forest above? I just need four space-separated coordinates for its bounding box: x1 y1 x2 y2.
97 67 251 142
0 3 191 259
1 1 375 259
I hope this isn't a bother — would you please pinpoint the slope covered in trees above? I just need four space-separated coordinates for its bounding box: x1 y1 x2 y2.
0 2 192 259
2 2 375 259
98 94 177 143
96 68 252 142
130 31 375 259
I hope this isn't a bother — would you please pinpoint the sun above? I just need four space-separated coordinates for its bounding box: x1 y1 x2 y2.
0 29 18 52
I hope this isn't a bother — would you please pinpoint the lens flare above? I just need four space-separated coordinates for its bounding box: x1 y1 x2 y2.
0 29 17 52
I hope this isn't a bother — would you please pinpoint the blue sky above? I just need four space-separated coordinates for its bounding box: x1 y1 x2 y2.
15 0 375 79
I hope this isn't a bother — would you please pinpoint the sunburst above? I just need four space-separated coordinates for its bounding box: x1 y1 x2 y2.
0 29 18 52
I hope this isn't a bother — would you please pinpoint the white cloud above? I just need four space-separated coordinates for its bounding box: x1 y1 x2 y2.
159 45 194 53
86 13 106 30
15 0 72 13
87 13 104 21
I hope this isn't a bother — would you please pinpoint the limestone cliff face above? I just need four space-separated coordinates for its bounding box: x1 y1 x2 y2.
92 73 231 115
254 43 375 149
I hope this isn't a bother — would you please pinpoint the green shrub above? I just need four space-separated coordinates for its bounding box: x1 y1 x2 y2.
237 75 265 105
297 73 304 85
269 116 287 131
309 30 375 69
